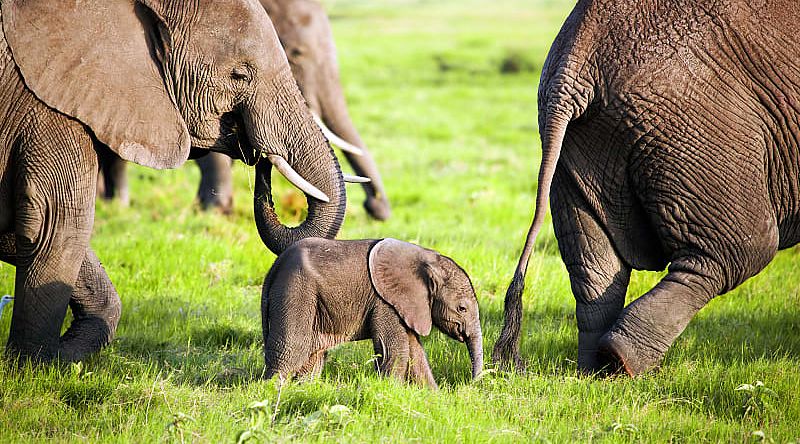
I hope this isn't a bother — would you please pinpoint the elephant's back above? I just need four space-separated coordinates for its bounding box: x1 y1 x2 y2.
278 238 377 337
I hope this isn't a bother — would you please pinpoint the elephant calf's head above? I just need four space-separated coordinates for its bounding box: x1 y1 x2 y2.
369 239 484 379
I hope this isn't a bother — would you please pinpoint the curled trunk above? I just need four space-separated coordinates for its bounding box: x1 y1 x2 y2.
254 146 345 255
251 71 346 255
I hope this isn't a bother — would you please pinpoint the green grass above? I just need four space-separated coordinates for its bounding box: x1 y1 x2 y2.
2 0 799 441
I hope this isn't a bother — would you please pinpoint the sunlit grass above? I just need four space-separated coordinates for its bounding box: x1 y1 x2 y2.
1 0 799 442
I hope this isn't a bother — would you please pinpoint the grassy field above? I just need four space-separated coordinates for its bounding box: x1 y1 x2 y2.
2 0 799 442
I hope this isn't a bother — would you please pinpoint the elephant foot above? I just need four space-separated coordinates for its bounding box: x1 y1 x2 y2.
363 196 391 221
58 317 118 363
598 329 663 377
198 194 234 215
577 331 618 375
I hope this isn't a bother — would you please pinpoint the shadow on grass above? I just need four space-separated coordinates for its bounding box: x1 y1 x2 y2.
677 306 800 364
13 290 790 393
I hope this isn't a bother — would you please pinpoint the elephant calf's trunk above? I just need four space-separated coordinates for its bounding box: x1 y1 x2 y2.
467 328 484 379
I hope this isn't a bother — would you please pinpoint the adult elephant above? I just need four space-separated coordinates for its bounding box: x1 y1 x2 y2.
99 0 392 221
0 0 346 362
493 0 800 376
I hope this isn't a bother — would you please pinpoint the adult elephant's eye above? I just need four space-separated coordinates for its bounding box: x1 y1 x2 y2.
231 65 253 83
458 305 467 313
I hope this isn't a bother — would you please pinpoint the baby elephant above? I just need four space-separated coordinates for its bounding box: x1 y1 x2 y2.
262 238 483 388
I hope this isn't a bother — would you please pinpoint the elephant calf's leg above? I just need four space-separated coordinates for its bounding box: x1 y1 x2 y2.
599 259 723 376
294 350 326 380
371 305 412 382
58 249 121 362
406 332 437 389
264 335 313 380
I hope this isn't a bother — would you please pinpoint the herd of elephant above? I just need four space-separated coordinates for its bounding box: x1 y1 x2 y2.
0 0 798 384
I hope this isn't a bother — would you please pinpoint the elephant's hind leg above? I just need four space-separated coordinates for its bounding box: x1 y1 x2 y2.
58 249 121 362
550 179 632 373
262 282 317 380
295 349 326 379
599 259 725 376
601 151 779 375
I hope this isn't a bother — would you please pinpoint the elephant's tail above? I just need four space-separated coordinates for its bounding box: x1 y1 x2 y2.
493 106 573 365
493 0 596 366
511 110 570 285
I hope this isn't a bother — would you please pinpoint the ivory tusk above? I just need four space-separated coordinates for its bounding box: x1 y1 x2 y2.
344 175 371 183
313 113 365 156
266 155 330 203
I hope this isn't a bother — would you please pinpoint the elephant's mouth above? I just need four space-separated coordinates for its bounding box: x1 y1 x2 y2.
445 320 466 342
218 112 259 166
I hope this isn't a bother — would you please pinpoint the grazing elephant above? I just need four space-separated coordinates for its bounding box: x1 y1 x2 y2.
0 0 347 362
262 238 483 388
100 0 391 220
493 0 800 376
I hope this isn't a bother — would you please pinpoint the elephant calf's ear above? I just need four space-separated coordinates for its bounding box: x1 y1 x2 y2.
368 239 434 336
2 0 190 169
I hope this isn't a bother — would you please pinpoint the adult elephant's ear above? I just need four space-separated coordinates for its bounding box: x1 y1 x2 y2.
369 239 437 336
2 0 190 169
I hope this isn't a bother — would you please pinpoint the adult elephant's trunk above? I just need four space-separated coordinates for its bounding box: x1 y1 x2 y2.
251 69 346 256
466 324 484 379
317 83 391 221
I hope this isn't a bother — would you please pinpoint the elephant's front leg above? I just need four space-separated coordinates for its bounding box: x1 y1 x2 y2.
0 237 119 362
96 143 129 205
551 175 631 373
371 302 411 382
7 118 98 362
196 152 234 214
406 331 437 389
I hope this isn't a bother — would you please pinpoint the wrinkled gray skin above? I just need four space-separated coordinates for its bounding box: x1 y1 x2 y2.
262 238 483 388
100 0 391 220
0 0 346 362
493 0 800 376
